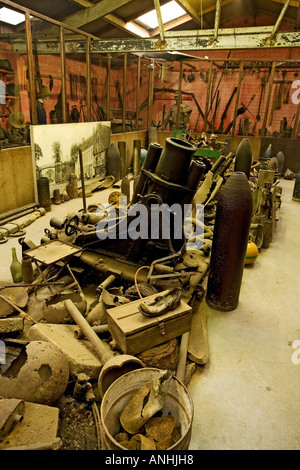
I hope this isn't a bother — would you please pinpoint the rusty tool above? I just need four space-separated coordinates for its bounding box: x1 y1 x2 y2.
64 299 144 397
256 70 267 122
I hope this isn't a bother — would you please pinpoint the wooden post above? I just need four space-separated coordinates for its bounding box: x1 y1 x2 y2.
292 102 300 138
106 52 111 121
25 12 37 125
203 61 213 132
136 55 141 131
86 36 91 122
147 59 155 128
122 52 127 133
231 61 244 136
175 61 184 129
59 26 67 124
261 62 277 137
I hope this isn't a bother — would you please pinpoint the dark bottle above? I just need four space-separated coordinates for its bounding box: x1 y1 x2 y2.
10 247 23 283
206 171 253 311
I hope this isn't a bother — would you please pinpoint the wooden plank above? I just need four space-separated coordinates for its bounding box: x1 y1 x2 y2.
0 147 36 216
25 12 37 125
58 0 134 29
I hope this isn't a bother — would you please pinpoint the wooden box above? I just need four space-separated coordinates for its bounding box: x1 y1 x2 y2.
107 290 192 355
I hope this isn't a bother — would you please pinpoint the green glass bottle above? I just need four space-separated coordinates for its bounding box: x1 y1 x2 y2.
10 247 23 283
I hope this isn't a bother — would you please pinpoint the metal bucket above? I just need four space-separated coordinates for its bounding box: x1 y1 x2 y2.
100 368 194 450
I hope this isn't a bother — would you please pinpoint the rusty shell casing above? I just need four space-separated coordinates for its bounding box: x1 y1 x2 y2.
154 137 196 185
206 171 253 312
131 143 162 204
292 171 300 202
234 138 253 179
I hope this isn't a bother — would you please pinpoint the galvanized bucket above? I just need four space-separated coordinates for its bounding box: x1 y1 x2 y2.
100 367 194 450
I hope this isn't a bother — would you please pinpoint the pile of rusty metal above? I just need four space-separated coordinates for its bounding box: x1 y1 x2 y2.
0 135 283 450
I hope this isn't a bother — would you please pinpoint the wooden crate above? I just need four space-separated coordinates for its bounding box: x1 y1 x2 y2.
107 290 192 355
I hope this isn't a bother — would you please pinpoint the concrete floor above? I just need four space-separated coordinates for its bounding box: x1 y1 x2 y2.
0 179 299 450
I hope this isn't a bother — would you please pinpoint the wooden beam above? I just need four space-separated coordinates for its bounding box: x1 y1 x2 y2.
231 61 244 136
203 61 214 132
176 0 206 27
25 12 37 125
136 56 141 130
103 14 150 37
296 0 300 29
175 61 184 129
154 0 165 42
270 0 298 7
86 36 91 121
261 61 277 137
66 0 93 8
122 53 127 133
292 100 300 137
1 0 96 38
147 59 155 128
150 14 191 36
271 0 292 36
60 26 67 124
198 0 234 17
106 52 111 121
55 0 134 29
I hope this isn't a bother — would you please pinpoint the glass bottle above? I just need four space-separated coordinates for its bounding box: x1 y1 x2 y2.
10 247 23 283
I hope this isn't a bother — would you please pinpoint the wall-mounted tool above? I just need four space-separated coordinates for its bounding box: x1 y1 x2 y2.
256 70 267 122
218 86 237 133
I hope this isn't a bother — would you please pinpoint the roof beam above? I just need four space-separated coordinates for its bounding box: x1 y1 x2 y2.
65 0 94 8
103 14 150 37
11 27 300 53
150 13 191 36
53 0 135 29
153 0 165 41
175 0 208 28
271 0 292 36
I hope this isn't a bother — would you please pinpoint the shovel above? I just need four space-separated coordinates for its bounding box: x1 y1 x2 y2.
64 299 144 397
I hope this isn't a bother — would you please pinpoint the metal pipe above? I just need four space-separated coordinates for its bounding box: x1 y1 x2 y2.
271 0 292 37
64 299 113 364
214 0 222 40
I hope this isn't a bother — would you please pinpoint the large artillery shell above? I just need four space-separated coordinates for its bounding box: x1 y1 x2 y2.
206 171 253 311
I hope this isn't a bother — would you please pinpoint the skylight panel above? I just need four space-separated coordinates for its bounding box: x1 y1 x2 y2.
137 1 187 29
0 7 25 26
